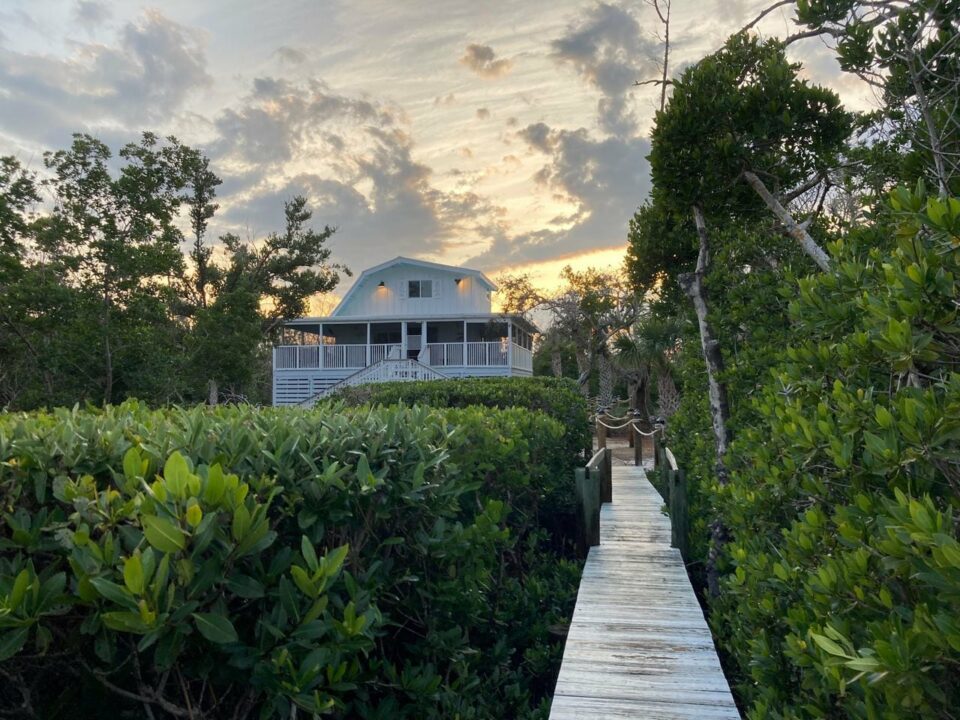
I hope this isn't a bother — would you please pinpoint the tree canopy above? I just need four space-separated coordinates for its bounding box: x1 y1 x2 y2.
0 133 347 409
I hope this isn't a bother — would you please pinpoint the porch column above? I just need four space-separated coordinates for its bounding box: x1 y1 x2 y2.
507 320 513 372
366 323 371 366
401 322 407 359
463 320 467 367
319 323 324 368
421 320 427 363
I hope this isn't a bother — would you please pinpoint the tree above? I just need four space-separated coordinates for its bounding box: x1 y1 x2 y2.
787 0 960 197
498 266 641 398
186 196 349 403
183 154 222 310
0 135 348 409
22 133 200 405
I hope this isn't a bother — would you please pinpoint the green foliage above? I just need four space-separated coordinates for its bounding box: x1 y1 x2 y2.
673 189 960 718
331 376 591 471
0 401 580 718
0 135 346 410
649 34 851 216
795 0 960 194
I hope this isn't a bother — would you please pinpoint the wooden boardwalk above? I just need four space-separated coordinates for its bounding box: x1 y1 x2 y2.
550 462 740 719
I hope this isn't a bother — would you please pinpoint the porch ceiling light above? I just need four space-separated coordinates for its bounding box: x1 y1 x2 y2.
377 281 385 287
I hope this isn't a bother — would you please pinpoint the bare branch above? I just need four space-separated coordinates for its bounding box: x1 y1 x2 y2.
742 170 832 271
738 0 796 36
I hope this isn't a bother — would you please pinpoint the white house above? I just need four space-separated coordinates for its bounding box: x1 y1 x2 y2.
272 257 538 405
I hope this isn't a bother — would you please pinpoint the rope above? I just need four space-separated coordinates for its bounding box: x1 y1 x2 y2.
595 419 664 435
595 419 635 430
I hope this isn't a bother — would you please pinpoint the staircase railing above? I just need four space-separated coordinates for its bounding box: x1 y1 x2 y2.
297 359 449 406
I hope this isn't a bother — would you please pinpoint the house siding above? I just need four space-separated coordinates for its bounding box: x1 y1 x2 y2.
334 265 491 317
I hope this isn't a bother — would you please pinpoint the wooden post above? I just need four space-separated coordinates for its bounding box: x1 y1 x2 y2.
575 467 600 557
597 412 608 450
669 467 689 560
633 423 642 466
602 448 613 504
653 431 661 470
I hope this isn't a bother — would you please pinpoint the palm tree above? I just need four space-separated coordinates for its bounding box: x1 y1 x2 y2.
612 314 682 422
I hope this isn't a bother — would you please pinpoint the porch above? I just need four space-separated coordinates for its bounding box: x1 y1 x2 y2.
273 318 534 374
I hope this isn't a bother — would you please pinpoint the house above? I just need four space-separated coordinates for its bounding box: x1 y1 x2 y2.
272 256 538 405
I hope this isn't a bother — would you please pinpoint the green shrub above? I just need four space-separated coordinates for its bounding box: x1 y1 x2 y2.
0 402 581 719
332 376 590 471
679 188 960 718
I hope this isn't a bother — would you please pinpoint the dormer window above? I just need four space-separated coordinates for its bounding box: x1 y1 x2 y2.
408 280 433 298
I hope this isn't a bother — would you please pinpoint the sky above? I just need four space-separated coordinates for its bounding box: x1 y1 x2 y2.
0 0 873 299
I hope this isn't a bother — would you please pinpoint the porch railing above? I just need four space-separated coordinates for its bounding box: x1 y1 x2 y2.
511 344 533 372
421 343 464 366
465 341 508 366
275 341 525 370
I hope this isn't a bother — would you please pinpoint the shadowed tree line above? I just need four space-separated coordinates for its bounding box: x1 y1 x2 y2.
0 133 348 409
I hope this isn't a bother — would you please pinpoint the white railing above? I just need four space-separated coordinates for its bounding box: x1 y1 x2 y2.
275 344 400 370
512 343 533 372
466 341 508 367
422 343 465 366
276 341 516 370
301 359 450 405
370 343 402 364
322 344 368 369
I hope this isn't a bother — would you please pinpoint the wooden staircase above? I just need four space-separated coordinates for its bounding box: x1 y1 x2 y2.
297 359 449 406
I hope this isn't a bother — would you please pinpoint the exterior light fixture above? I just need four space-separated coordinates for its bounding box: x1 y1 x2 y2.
454 278 462 284
377 281 385 287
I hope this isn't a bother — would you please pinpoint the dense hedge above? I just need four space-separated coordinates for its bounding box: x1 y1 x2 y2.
0 402 581 719
332 376 590 466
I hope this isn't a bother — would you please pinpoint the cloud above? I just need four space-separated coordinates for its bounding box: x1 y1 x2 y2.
434 93 457 106
467 123 651 269
213 77 501 271
459 43 513 78
274 45 307 64
551 2 657 136
0 9 210 146
212 77 397 167
73 1 111 28
476 107 490 120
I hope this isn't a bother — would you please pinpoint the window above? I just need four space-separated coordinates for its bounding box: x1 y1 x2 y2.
408 280 433 298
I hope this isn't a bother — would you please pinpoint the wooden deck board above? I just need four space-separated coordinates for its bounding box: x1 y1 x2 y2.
550 464 740 719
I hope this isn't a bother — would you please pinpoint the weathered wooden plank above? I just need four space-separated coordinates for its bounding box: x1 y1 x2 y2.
550 463 740 719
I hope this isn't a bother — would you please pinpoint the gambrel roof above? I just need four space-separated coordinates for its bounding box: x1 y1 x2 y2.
330 256 497 317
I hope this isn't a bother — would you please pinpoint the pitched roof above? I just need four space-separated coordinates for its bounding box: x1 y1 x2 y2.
331 256 497 316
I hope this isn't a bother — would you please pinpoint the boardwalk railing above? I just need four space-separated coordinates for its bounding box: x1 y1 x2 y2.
653 435 690 561
574 448 612 557
585 414 689 560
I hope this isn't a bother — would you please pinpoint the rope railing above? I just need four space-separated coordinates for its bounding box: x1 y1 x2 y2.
591 410 666 466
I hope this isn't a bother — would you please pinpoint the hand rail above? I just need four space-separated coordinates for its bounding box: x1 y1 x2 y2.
574 447 612 558
653 437 688 560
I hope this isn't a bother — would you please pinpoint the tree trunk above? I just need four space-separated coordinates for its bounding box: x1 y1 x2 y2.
550 350 562 378
102 292 113 407
656 371 679 419
598 354 613 407
742 170 831 271
659 0 671 114
907 54 950 198
678 205 731 597
208 379 218 406
574 348 591 397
